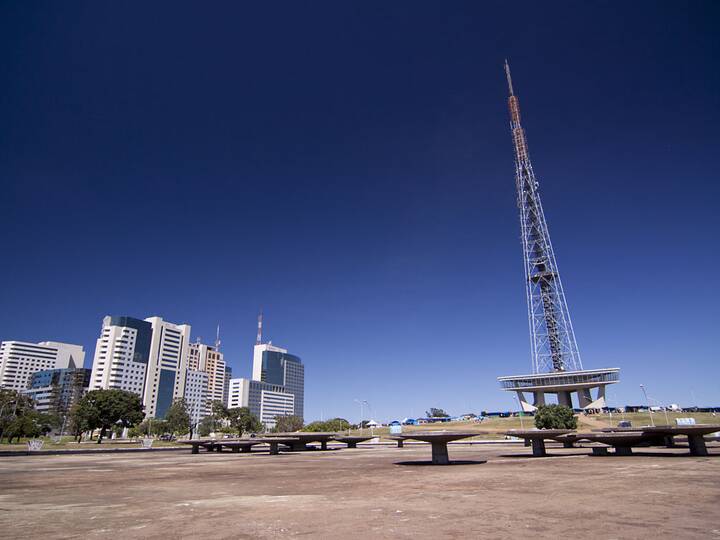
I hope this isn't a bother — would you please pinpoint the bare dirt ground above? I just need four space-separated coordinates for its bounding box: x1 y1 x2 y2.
1 442 718 539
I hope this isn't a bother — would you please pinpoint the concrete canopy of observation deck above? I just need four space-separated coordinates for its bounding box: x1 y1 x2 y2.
497 368 620 411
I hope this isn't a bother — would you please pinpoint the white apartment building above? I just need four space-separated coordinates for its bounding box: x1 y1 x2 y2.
88 315 191 418
184 369 209 425
187 341 226 413
89 317 151 397
227 377 295 429
142 317 191 418
0 341 85 391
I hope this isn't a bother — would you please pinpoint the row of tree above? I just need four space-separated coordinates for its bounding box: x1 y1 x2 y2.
0 389 60 443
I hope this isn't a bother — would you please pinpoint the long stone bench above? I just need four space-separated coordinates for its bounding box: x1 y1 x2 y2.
265 432 337 451
332 436 374 448
556 432 649 456
503 430 574 457
179 437 299 455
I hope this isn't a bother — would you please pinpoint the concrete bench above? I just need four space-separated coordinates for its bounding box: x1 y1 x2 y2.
265 432 337 451
504 430 574 457
641 425 720 456
180 437 300 455
179 439 220 454
388 436 405 448
216 440 264 453
332 436 373 448
396 432 477 465
559 432 650 456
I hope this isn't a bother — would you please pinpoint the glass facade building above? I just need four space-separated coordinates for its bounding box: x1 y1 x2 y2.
258 350 304 420
24 367 91 414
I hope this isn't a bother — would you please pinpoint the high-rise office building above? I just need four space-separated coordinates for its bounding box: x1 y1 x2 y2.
23 367 91 415
184 369 209 426
187 341 226 413
0 341 85 391
88 315 191 418
252 343 304 420
222 365 232 407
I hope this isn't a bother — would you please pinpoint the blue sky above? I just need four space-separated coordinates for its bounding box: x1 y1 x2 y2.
1 2 718 422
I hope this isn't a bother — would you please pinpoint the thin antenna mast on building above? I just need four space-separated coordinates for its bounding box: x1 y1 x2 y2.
256 311 263 345
215 324 221 350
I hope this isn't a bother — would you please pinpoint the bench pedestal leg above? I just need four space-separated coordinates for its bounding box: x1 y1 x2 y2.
531 439 546 457
397 440 404 448
191 445 199 454
664 435 675 448
232 446 240 453
269 442 279 455
614 446 633 456
215 445 223 452
688 434 708 456
592 447 609 456
563 441 574 448
321 441 327 451
347 442 357 448
241 446 251 453
431 442 450 465
524 439 531 447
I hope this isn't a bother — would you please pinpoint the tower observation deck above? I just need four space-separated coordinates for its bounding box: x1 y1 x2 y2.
497 62 619 411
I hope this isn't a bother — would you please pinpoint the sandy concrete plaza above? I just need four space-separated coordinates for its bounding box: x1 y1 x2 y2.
1 442 719 539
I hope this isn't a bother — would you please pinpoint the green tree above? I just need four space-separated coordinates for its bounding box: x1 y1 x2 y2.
198 416 215 437
226 407 263 437
272 415 303 433
302 418 351 432
67 400 95 442
211 400 229 420
3 411 59 443
71 389 144 443
164 398 191 437
426 408 450 418
1 390 38 443
534 404 577 430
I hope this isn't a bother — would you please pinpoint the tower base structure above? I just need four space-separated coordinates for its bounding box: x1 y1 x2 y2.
498 368 620 412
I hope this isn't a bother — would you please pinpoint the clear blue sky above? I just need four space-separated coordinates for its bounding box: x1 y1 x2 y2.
1 2 718 422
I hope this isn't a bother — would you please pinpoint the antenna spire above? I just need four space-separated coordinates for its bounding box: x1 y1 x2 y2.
504 59 515 96
256 311 263 345
215 324 221 350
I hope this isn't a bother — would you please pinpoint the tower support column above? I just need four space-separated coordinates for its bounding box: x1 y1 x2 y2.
558 391 573 408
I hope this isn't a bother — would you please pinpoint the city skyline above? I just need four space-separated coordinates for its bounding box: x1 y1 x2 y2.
1 3 719 422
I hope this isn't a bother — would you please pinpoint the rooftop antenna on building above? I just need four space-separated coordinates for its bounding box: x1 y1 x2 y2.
215 324 221 350
256 311 263 345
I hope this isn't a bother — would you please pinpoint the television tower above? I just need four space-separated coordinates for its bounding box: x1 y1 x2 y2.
504 60 582 374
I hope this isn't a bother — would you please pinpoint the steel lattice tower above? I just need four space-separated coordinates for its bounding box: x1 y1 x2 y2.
504 61 582 374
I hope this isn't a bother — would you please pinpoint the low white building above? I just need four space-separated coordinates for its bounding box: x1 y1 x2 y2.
227 377 295 429
0 341 85 391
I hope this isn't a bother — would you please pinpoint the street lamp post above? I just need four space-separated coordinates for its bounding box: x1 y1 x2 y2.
640 384 654 427
513 395 525 430
354 399 364 435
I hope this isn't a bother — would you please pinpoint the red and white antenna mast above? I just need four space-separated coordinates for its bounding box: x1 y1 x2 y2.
256 311 263 345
